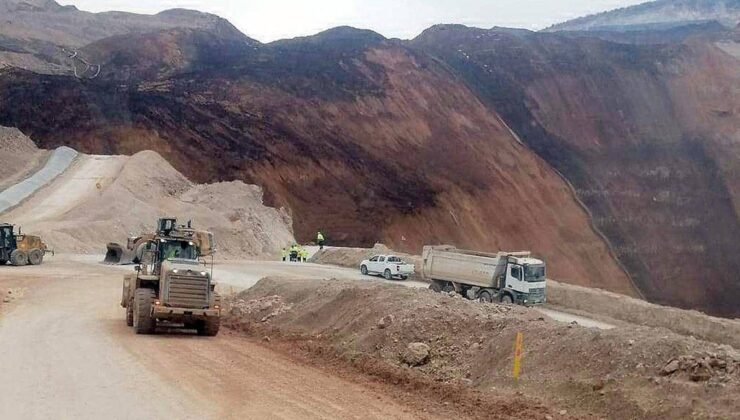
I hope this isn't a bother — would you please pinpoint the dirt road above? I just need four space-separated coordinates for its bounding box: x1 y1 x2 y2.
0 257 440 420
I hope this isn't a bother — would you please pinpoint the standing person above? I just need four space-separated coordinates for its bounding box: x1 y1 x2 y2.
290 244 299 262
280 247 288 262
301 247 308 262
316 231 325 250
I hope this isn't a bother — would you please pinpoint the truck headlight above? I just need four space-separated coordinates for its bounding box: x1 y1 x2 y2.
200 271 207 276
172 269 179 274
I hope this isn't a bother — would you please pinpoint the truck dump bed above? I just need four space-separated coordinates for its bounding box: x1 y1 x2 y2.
422 246 530 288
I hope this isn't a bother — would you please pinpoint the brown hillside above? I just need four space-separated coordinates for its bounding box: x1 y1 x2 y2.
0 28 634 295
413 25 740 316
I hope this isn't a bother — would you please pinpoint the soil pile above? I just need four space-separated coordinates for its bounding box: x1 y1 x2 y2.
313 245 740 346
0 126 48 189
225 277 740 419
3 150 295 257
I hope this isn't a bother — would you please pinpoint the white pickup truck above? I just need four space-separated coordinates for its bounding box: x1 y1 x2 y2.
360 255 415 280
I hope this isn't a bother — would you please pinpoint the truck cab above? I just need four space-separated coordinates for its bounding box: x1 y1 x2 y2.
500 256 547 305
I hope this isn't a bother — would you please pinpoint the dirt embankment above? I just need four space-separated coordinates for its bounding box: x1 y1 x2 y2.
225 277 739 419
0 126 49 190
1 148 295 258
311 245 740 349
547 280 740 349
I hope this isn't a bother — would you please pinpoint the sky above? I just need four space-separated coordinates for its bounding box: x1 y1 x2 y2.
60 0 649 42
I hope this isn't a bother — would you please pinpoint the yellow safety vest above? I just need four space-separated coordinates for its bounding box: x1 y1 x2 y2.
317 233 324 241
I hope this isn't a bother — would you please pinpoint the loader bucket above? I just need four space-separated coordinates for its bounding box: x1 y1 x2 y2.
104 243 135 265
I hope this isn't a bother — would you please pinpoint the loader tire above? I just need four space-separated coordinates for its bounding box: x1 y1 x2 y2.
133 288 156 334
197 317 220 337
10 249 27 266
126 299 134 326
28 249 43 265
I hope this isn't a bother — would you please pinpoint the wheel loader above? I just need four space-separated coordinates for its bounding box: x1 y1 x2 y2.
0 223 51 266
120 218 221 336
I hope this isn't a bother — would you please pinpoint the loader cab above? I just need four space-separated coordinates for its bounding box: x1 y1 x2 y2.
158 239 199 262
156 218 178 236
0 224 17 255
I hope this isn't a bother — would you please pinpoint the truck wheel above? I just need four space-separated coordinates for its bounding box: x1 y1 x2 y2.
28 249 43 265
133 288 156 334
383 269 392 280
126 299 134 326
478 290 493 303
10 249 27 266
197 317 220 337
360 265 368 275
501 294 514 305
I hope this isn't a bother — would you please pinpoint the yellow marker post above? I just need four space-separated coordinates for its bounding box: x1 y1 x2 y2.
512 332 524 379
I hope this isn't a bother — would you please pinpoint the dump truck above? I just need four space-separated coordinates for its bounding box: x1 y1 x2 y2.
0 223 51 266
120 218 221 335
423 246 546 305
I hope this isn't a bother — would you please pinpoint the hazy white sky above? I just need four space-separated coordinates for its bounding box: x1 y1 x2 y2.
60 0 647 42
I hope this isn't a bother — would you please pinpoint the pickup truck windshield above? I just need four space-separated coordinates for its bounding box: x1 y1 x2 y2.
160 240 198 260
387 256 405 263
524 265 546 282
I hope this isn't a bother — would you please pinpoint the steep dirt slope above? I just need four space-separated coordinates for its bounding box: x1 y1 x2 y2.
0 28 633 293
412 25 740 316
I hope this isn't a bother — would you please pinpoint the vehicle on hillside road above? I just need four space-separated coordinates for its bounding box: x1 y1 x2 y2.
423 246 546 306
360 255 415 280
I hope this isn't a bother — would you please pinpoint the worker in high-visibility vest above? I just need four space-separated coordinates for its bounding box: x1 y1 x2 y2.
316 231 325 250
300 247 309 262
280 247 288 262
289 244 299 262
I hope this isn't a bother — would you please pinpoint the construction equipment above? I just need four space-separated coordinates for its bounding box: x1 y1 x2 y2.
423 246 546 305
0 223 52 266
104 235 154 265
120 218 221 335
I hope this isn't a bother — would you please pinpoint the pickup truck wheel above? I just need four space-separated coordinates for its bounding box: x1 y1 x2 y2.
126 299 134 326
500 294 514 305
133 288 156 334
478 290 493 303
197 317 220 336
360 265 368 275
28 249 43 265
383 269 392 280
10 249 27 266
